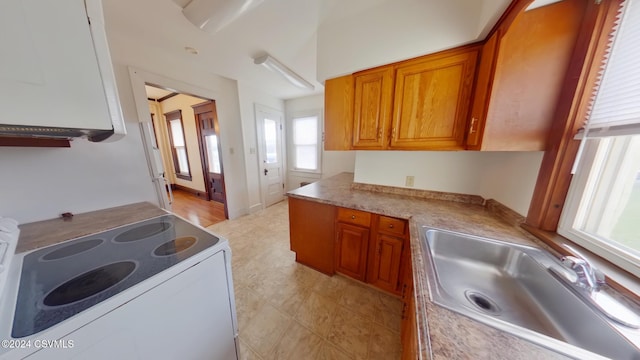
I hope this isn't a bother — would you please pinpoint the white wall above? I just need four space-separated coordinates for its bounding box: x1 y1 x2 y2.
316 0 510 81
0 65 158 223
285 94 356 190
106 26 250 219
237 82 285 213
476 152 544 216
354 151 544 215
155 93 209 192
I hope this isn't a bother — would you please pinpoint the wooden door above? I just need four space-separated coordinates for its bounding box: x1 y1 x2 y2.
193 101 227 217
255 105 285 207
335 223 370 281
288 197 336 275
390 49 478 149
352 67 394 149
368 234 404 293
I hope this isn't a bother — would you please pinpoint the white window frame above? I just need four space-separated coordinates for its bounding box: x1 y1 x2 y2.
288 110 323 174
559 0 640 278
559 136 640 278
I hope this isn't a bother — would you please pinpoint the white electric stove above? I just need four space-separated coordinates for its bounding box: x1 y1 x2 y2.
0 214 238 360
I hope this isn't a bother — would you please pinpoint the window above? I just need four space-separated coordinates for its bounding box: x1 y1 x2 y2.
290 112 322 172
165 110 191 181
559 0 640 276
205 134 221 174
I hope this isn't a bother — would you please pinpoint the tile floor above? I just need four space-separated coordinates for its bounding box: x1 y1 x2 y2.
207 199 403 360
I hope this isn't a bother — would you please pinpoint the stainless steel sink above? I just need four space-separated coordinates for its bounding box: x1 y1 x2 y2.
421 227 640 360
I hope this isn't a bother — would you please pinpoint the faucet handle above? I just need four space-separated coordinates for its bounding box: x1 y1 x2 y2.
560 255 587 269
594 268 606 285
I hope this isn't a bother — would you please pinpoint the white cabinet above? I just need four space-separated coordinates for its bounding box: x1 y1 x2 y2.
0 0 125 141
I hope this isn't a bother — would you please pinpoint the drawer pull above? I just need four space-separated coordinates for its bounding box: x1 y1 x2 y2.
389 224 394 228
351 215 356 219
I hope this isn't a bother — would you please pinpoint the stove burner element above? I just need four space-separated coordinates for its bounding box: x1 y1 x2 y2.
153 236 199 256
43 261 136 307
41 239 104 261
113 222 171 243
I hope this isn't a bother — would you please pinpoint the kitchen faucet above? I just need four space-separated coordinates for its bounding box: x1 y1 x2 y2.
560 255 605 291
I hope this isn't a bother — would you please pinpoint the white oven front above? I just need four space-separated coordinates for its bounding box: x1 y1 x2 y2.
0 216 238 360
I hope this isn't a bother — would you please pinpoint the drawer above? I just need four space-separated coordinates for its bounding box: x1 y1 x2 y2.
337 208 371 227
377 216 406 236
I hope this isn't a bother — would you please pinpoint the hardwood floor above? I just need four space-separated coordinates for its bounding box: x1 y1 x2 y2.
170 189 226 228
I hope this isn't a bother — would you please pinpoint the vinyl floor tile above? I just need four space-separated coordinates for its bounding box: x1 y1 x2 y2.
209 200 402 360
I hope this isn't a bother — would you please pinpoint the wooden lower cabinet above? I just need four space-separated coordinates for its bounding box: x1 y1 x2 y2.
289 201 417 356
335 222 370 281
333 209 409 295
401 294 418 360
368 233 404 294
401 247 418 359
288 197 336 275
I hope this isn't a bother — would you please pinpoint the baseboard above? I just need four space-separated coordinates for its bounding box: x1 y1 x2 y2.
170 184 208 201
249 203 263 214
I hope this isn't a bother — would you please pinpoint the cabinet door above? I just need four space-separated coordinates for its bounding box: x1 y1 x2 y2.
468 0 586 150
352 67 394 149
0 0 113 131
289 197 336 275
335 222 370 281
401 292 417 360
401 247 417 359
390 49 478 149
368 234 404 294
324 75 354 150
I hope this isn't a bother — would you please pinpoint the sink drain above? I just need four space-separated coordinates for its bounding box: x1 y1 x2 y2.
465 291 501 315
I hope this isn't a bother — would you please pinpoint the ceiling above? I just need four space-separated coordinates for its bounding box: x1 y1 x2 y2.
102 0 543 100
145 85 174 100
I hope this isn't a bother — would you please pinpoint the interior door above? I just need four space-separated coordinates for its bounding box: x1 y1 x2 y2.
256 105 285 208
139 120 172 210
193 101 227 217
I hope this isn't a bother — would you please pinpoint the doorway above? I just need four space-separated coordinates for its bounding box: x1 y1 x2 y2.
255 104 285 208
145 84 228 226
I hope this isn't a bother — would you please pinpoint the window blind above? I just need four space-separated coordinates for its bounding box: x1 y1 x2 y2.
584 0 640 138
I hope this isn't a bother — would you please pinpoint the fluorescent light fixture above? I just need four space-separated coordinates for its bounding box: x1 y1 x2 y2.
254 54 314 90
182 0 264 34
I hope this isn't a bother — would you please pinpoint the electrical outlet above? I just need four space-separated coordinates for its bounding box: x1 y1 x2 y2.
405 175 415 187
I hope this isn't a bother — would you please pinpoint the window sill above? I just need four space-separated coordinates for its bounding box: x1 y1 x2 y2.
176 174 192 181
522 224 640 302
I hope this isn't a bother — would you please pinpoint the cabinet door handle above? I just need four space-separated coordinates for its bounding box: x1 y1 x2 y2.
378 128 382 140
469 117 478 134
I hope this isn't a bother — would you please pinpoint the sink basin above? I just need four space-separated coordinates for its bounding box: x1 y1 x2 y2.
421 227 640 360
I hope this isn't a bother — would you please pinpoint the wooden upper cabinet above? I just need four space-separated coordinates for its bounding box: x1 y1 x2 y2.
467 0 588 150
352 67 394 149
324 75 354 150
391 49 478 149
322 0 589 152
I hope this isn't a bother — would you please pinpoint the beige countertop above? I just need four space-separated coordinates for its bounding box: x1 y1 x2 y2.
287 172 571 360
16 202 166 253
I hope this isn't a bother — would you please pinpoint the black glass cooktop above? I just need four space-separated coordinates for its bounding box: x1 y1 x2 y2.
12 215 221 338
